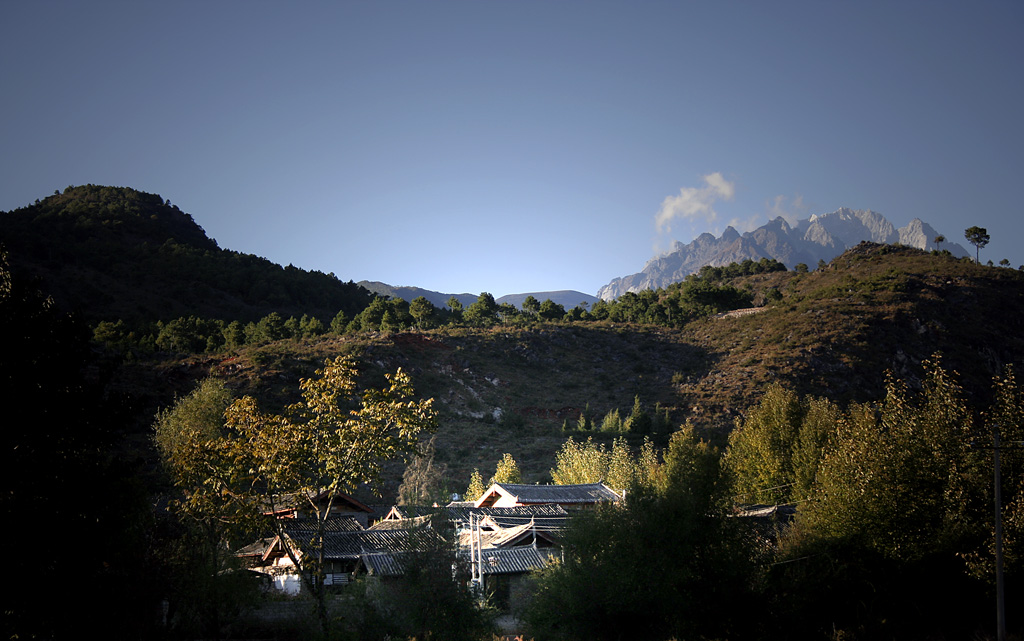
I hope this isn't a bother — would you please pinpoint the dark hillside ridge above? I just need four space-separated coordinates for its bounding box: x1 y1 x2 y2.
117 243 1024 492
0 185 372 323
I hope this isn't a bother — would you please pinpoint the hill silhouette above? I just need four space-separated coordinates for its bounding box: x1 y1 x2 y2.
0 185 372 323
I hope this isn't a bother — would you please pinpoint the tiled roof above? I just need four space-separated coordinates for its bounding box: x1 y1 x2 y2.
480 482 622 506
278 516 365 533
283 523 443 561
262 489 374 516
235 537 276 558
364 544 561 577
359 551 410 577
369 515 433 530
447 504 570 529
473 547 561 575
379 504 570 530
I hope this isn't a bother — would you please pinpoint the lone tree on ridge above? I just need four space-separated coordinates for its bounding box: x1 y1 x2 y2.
964 226 990 263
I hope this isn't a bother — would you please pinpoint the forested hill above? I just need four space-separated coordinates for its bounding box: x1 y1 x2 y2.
0 185 372 323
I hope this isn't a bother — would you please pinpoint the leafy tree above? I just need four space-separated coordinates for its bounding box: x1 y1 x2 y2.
551 436 608 485
497 302 520 325
222 319 246 348
538 298 566 321
934 234 945 250
795 262 809 273
256 311 286 342
464 292 498 326
446 296 464 324
157 316 220 353
409 296 436 329
216 356 436 635
284 315 301 338
522 295 540 317
329 309 348 334
152 378 255 635
599 407 623 432
490 452 522 484
525 428 754 641
965 225 990 263
299 313 325 337
357 296 389 331
766 358 1003 639
465 468 485 501
576 405 592 431
386 297 414 329
724 382 804 504
606 437 638 492
623 395 652 435
380 309 400 333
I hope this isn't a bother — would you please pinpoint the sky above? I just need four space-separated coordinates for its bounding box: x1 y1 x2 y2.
2 1 1022 297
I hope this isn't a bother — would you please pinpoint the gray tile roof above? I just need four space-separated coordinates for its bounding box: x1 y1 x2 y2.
282 523 443 561
473 547 561 575
369 514 434 530
448 504 570 529
363 544 560 578
485 482 622 505
378 504 570 530
280 516 365 533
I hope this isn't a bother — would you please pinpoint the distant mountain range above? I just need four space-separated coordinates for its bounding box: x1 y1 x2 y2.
358 281 599 311
597 208 970 300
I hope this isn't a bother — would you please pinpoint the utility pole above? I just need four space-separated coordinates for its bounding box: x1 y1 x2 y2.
468 513 484 598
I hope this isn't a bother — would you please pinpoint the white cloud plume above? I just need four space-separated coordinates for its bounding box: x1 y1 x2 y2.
767 193 807 226
654 172 735 235
726 213 766 234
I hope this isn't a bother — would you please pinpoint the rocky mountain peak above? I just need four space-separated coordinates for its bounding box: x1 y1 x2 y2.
596 208 970 300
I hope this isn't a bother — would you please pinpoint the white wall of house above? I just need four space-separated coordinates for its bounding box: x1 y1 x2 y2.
271 572 302 595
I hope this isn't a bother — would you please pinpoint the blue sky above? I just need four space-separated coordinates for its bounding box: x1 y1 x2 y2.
2 1 1022 297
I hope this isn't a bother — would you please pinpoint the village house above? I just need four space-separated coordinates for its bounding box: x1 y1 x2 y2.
261 488 376 528
238 517 441 594
473 481 622 509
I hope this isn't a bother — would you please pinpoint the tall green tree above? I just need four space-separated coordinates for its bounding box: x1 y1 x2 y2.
522 295 540 317
538 298 566 321
446 296 464 324
965 225 990 263
329 309 348 334
408 296 436 329
464 292 498 326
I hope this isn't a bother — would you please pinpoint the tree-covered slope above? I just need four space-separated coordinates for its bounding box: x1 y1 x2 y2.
0 185 372 323
108 243 1024 498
